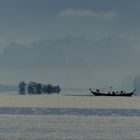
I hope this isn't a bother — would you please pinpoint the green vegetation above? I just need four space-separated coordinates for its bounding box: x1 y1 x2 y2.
18 81 61 95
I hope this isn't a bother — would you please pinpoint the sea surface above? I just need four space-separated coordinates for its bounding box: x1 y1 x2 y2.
0 107 138 140
0 91 139 139
0 107 139 116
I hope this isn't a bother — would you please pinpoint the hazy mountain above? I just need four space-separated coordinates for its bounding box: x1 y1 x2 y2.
0 36 140 88
0 38 93 88
133 76 140 95
120 75 136 90
31 36 140 68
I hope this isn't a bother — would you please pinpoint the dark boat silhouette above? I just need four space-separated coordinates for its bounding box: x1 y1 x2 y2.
89 88 135 97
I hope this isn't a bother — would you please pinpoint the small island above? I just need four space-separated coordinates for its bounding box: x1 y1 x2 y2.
18 81 61 95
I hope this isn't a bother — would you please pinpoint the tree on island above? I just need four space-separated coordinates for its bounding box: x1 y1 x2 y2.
55 85 61 94
36 83 42 94
42 84 61 94
18 81 61 95
18 81 26 95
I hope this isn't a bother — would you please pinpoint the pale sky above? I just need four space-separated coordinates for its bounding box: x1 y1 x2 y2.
0 0 139 44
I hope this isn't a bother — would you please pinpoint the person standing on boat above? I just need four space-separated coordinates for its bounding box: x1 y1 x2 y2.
120 91 124 94
112 91 115 95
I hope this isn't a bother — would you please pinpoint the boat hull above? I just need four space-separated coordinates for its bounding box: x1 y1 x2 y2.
89 88 135 97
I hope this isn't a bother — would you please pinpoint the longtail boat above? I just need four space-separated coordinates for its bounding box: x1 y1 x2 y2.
89 88 135 97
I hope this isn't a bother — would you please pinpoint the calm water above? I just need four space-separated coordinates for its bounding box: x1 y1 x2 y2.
0 107 139 116
0 107 139 139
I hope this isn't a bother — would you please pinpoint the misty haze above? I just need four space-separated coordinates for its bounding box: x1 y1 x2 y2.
1 34 140 92
0 1 140 140
0 1 139 92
